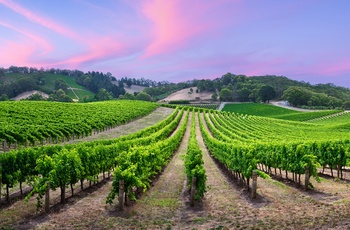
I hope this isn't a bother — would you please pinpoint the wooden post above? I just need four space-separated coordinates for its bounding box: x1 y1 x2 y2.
190 177 197 207
118 180 124 210
45 182 50 213
305 166 310 190
2 141 5 151
251 170 258 199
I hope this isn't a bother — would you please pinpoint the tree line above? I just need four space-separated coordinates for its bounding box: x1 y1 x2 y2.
0 66 125 102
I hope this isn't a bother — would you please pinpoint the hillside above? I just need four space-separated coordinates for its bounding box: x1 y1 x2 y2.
0 72 95 100
11 90 49 100
163 87 213 102
124 84 146 94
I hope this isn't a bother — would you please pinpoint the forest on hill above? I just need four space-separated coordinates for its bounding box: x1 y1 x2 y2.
1 66 349 109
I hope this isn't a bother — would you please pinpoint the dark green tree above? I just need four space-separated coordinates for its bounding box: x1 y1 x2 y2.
258 85 276 103
343 100 350 110
136 92 152 101
0 94 9 101
219 88 233 101
95 88 113 101
54 79 69 92
282 87 311 106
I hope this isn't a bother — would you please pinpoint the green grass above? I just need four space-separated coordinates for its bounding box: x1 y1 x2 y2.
222 103 341 121
3 73 95 100
310 112 350 125
222 103 300 117
272 110 341 121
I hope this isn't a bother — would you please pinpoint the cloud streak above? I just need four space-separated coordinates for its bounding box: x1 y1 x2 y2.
0 0 77 39
0 0 349 87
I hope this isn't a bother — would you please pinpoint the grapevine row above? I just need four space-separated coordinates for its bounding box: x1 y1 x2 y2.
0 100 157 149
0 108 183 206
106 110 189 204
184 110 206 201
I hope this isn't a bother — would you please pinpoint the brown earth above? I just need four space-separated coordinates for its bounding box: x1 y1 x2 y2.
163 87 213 102
11 90 49 100
1 109 350 229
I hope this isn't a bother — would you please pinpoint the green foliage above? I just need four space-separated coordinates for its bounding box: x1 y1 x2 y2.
283 86 344 109
95 88 113 101
198 107 350 187
0 94 9 101
0 107 182 208
136 92 152 101
258 85 276 103
0 72 95 100
0 100 157 145
54 79 69 92
118 92 136 100
344 100 350 110
107 109 189 204
169 100 190 104
185 111 206 199
222 103 340 121
219 88 233 101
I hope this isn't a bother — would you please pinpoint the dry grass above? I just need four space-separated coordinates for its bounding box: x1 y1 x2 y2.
163 87 213 102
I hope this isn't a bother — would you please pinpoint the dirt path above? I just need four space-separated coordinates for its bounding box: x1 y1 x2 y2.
0 106 174 229
196 112 350 229
270 100 321 112
192 113 258 229
32 111 190 229
2 109 350 229
64 106 174 144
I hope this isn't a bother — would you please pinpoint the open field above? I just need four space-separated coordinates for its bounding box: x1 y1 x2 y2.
0 102 350 229
163 87 213 102
222 103 341 121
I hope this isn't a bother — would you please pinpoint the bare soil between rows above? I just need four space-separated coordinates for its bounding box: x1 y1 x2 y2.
1 108 350 229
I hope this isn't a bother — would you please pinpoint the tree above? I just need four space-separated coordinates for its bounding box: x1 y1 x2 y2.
219 88 233 101
95 88 113 101
118 92 136 100
258 85 276 103
48 89 73 102
236 88 251 102
344 100 350 110
282 87 311 106
27 93 45 101
0 68 5 76
136 92 152 101
211 93 218 101
54 79 68 92
0 94 9 101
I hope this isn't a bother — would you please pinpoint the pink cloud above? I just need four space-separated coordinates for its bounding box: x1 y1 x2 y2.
315 59 350 76
0 0 78 39
0 41 38 66
140 0 229 58
0 21 53 55
50 36 130 69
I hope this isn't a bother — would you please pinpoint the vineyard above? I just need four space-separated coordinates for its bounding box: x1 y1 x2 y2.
222 103 341 121
1 101 350 229
0 100 157 150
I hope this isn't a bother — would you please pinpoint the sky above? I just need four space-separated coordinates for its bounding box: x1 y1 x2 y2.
0 0 349 88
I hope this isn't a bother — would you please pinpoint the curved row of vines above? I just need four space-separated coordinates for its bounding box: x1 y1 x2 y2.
0 107 184 208
199 109 350 190
0 100 157 149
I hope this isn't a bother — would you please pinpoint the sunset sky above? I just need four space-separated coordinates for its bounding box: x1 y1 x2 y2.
0 0 349 87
